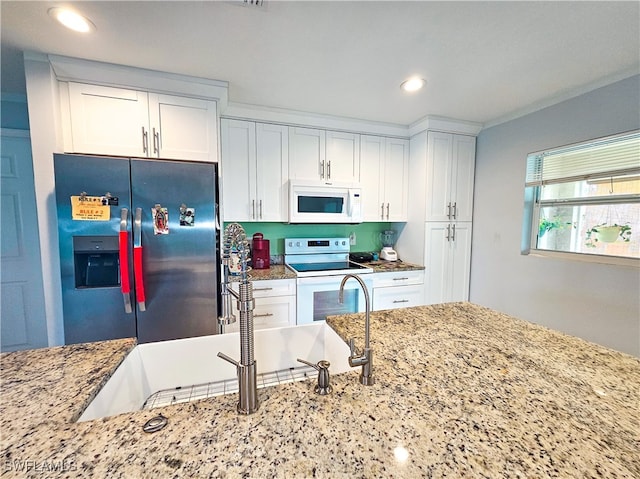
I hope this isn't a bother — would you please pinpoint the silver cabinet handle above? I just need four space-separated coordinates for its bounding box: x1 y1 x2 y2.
393 299 409 304
447 202 451 219
452 202 457 219
152 128 159 156
320 160 325 179
446 224 451 241
452 224 456 241
142 127 148 154
386 203 390 220
254 313 274 318
253 287 273 292
252 199 256 220
381 203 385 220
327 160 331 179
259 199 263 219
393 277 409 281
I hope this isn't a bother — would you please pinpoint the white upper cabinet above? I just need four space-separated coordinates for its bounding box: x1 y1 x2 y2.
66 82 217 161
221 119 255 222
289 127 359 183
220 119 288 222
148 93 217 161
67 83 149 157
361 135 409 221
425 131 476 222
255 122 289 221
325 131 360 183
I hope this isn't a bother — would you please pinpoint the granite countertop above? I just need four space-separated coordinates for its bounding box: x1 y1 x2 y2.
228 264 296 282
1 303 639 478
361 259 425 272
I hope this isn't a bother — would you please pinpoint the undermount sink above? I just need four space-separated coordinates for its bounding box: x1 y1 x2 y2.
78 322 353 422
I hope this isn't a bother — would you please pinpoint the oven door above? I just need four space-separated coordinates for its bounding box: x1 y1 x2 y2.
296 274 373 324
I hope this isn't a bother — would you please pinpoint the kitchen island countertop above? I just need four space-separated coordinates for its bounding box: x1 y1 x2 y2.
1 303 638 478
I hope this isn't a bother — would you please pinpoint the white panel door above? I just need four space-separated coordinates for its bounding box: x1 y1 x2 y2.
1 130 48 351
360 135 384 221
288 127 325 180
149 93 217 161
255 123 289 221
449 222 473 301
68 82 149 157
383 138 409 222
451 135 476 222
221 119 256 222
425 131 454 222
423 222 451 304
325 131 360 183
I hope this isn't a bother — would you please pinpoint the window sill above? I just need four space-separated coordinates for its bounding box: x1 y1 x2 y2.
525 249 640 268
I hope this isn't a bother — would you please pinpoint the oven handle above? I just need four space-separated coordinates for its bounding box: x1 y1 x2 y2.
295 275 374 287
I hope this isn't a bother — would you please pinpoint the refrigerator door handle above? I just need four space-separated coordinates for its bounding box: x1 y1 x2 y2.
133 207 147 311
119 208 133 314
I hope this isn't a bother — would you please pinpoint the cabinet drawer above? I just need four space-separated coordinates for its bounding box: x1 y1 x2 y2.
226 295 296 333
251 278 296 297
372 270 424 288
373 284 424 311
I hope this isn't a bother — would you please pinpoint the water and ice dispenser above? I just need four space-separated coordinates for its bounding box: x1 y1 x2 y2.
73 236 120 288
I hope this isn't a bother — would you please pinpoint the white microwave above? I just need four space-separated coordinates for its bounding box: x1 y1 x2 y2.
289 180 363 224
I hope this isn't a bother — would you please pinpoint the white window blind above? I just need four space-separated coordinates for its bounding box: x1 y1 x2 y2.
526 131 640 187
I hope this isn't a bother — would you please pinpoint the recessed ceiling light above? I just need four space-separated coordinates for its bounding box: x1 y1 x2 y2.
400 77 426 92
48 7 96 33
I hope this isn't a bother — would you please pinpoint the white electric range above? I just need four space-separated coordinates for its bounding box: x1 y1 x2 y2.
284 237 373 324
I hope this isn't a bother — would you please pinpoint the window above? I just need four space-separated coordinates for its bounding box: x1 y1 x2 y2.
523 130 640 261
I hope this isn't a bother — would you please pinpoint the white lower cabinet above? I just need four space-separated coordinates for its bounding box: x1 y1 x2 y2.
224 279 296 333
424 222 472 304
372 270 424 311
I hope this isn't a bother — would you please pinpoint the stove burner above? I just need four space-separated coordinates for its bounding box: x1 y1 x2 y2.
287 261 369 274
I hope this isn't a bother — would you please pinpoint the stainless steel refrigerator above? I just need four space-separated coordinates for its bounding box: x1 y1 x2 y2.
54 154 220 344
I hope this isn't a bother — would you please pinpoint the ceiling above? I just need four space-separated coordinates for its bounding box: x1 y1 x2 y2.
2 1 639 127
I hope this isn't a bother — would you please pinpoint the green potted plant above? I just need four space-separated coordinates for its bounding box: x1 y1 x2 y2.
585 223 632 247
538 217 572 238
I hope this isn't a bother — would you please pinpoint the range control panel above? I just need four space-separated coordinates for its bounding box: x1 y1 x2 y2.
284 237 350 255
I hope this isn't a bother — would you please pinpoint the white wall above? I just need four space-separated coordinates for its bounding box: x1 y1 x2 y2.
470 75 640 357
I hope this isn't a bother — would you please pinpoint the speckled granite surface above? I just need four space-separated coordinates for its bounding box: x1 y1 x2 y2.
1 303 638 478
228 264 296 282
358 260 424 272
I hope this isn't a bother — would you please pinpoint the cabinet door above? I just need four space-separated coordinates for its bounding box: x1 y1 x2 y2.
383 138 409 221
255 123 289 222
288 127 325 180
372 270 424 288
425 131 454 222
423 222 452 304
68 82 149 157
225 295 296 333
325 131 360 183
149 94 217 162
451 135 476 222
448 222 472 301
221 119 256 222
373 284 424 311
360 135 385 221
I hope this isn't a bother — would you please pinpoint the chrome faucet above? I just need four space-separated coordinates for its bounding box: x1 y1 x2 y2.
338 274 374 386
217 223 259 414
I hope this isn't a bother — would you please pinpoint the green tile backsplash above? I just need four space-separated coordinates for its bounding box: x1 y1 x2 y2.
223 222 394 255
